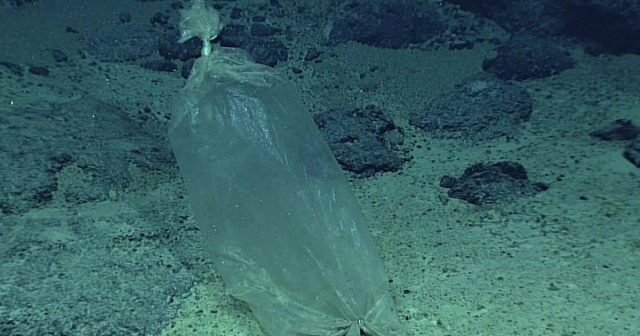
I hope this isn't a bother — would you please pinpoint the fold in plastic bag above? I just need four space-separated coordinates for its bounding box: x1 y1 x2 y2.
168 2 405 335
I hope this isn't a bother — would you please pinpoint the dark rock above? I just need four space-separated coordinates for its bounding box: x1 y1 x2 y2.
0 61 23 76
119 12 132 24
562 0 640 55
410 73 532 141
447 0 564 37
328 0 446 49
441 161 548 205
590 119 640 141
483 33 574 81
246 38 288 67
314 105 406 177
447 0 640 56
219 24 289 67
439 175 457 188
28 66 50 76
51 49 69 63
219 24 249 48
2 0 40 8
623 137 640 168
230 7 243 20
151 12 170 26
181 59 195 79
159 30 201 62
304 47 322 62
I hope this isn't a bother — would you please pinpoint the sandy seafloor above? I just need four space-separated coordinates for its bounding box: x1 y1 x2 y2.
1 0 638 335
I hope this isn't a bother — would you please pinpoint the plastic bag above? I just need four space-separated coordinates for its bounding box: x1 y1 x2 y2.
168 1 405 335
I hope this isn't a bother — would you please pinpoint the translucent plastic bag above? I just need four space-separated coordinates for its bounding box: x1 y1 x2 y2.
168 2 405 335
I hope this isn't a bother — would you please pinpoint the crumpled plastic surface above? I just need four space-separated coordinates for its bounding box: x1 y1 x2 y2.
168 45 405 335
